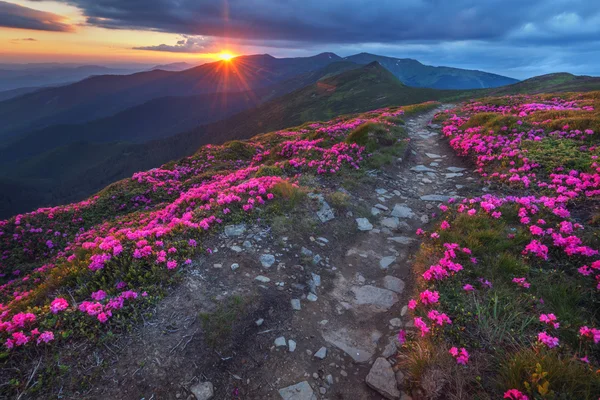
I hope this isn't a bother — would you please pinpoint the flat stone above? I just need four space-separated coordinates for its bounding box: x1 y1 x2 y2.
356 218 373 231
256 318 264 326
380 217 400 229
230 263 240 271
255 275 271 283
410 165 436 173
260 254 276 268
425 153 441 159
445 173 463 178
420 194 451 202
311 273 321 287
230 245 243 253
375 204 389 211
366 358 400 399
317 201 335 223
190 382 214 400
301 247 313 257
379 256 396 269
371 207 382 216
447 166 466 172
351 285 399 311
391 204 415 219
375 188 388 195
278 381 317 400
275 336 287 347
389 318 403 327
314 347 327 359
307 293 318 302
322 327 380 363
288 340 297 352
387 236 415 245
291 299 302 311
383 276 405 294
224 224 246 237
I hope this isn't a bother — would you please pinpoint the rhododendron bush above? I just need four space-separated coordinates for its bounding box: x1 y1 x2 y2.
0 104 418 359
403 93 600 398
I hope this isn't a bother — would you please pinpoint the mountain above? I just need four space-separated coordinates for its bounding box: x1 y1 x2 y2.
0 53 344 140
0 62 446 218
0 61 360 166
0 86 45 101
150 62 197 71
345 53 519 89
0 64 143 92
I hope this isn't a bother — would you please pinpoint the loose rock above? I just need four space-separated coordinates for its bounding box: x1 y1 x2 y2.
356 218 373 231
278 381 317 400
190 382 214 400
365 358 400 399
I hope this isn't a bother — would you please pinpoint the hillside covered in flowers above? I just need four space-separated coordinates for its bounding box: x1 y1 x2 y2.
404 92 600 398
0 100 437 396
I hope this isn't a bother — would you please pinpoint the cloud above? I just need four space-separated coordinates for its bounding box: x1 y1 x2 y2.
10 37 38 43
50 0 600 44
0 1 74 32
133 35 217 53
26 0 600 78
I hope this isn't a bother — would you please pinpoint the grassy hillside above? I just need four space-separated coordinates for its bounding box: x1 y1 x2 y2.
483 72 600 95
0 63 447 218
0 101 439 397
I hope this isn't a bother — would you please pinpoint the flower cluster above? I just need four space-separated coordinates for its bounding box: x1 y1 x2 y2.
0 105 412 351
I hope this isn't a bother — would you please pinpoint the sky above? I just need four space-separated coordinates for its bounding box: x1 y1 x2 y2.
0 0 599 79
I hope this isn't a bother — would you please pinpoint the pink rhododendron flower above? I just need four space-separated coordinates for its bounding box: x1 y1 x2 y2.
539 313 559 329
37 331 54 344
537 332 559 348
448 347 469 365
414 317 430 337
504 389 528 400
419 290 440 305
463 284 474 292
50 297 68 314
512 277 530 288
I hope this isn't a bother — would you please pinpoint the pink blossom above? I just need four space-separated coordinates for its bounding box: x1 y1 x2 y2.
50 297 69 314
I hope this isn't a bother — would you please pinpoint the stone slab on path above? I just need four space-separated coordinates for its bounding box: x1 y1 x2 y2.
365 358 400 399
322 327 381 363
350 285 399 311
278 381 317 400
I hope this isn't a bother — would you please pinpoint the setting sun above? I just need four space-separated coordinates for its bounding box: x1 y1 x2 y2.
218 52 235 61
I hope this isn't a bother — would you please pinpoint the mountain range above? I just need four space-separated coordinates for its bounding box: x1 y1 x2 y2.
1 52 598 218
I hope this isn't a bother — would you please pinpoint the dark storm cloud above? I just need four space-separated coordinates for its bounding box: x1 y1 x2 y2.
0 1 74 32
46 0 600 44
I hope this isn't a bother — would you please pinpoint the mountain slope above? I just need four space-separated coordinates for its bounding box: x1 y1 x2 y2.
0 62 445 217
345 53 519 89
0 61 360 166
0 53 343 139
480 72 600 95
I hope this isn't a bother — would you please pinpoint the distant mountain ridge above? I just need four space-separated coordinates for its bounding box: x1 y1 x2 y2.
344 53 519 89
0 53 343 139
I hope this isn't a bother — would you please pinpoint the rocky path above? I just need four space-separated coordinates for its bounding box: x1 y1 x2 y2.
265 105 481 400
82 105 481 400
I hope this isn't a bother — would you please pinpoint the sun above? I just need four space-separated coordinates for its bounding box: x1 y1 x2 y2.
218 52 235 61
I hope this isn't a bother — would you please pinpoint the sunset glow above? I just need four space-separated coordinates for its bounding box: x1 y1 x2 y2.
218 52 235 61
